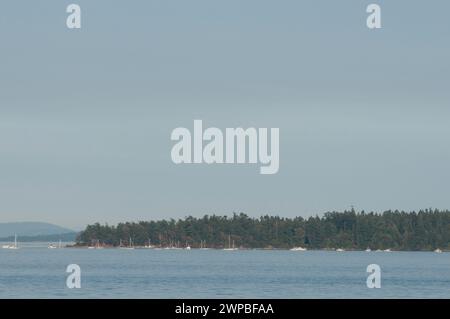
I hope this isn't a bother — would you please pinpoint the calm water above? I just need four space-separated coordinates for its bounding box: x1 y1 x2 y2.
0 245 449 298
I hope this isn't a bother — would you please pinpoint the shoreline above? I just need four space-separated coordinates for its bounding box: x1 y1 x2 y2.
62 245 448 253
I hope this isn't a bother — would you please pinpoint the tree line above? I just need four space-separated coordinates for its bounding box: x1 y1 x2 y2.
76 209 450 250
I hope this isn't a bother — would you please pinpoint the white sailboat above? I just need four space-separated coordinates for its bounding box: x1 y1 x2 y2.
96 240 103 249
3 234 19 249
290 246 307 251
88 239 103 249
166 240 182 250
200 240 209 250
119 237 135 250
223 235 238 251
434 248 443 253
49 239 62 249
365 248 371 252
144 238 154 249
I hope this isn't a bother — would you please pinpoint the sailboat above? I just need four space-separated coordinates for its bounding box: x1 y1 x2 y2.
290 247 307 251
200 240 209 250
96 239 104 249
3 234 19 249
223 235 238 251
119 237 135 250
434 248 443 253
144 238 154 249
164 239 174 249
88 239 103 249
49 239 63 249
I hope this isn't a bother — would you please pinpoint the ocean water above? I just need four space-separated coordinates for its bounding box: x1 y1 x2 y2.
0 245 449 298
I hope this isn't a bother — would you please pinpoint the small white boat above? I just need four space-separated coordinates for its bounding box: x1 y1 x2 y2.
144 239 154 249
119 238 135 250
336 248 345 252
383 248 392 252
434 248 443 253
224 235 238 251
185 246 191 250
365 248 371 252
88 239 104 249
164 245 182 250
49 240 63 249
3 234 19 249
290 247 307 251
199 240 210 250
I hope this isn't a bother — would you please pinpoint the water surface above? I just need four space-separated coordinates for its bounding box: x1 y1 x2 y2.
0 246 449 298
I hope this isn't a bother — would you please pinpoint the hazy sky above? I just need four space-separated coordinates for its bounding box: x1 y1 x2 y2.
1 1 449 229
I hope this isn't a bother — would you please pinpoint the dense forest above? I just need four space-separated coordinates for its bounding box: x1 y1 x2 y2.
76 209 450 251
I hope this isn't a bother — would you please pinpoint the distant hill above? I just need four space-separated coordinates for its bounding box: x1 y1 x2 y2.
0 222 75 238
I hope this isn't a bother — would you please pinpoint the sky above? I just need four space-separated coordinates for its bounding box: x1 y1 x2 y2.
0 1 449 230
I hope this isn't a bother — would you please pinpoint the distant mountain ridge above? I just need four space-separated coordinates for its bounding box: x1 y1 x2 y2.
0 222 75 237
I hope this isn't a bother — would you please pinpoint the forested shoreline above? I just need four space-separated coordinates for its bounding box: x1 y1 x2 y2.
76 209 450 251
